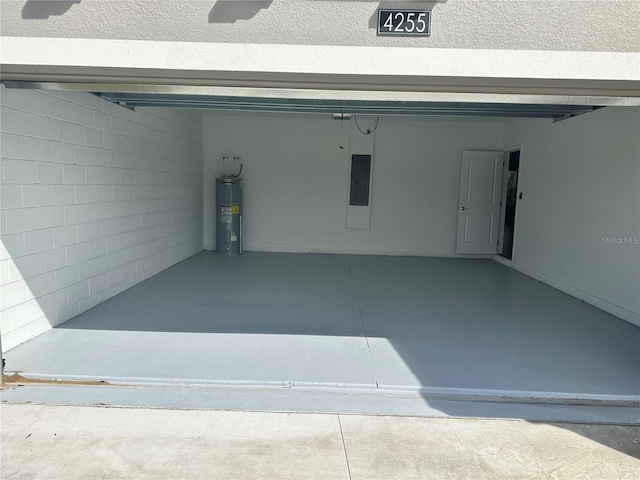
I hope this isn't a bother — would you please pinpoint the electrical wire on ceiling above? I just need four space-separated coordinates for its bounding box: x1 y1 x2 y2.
354 115 380 135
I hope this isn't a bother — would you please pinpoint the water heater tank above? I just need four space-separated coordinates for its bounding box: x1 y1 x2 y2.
216 177 243 255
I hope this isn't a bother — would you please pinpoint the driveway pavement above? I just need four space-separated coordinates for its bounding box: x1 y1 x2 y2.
1 404 638 479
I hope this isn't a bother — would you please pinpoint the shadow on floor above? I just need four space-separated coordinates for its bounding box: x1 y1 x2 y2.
47 252 639 393
4 252 640 456
545 422 640 460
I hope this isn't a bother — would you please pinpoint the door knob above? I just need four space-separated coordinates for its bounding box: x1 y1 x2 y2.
459 206 466 211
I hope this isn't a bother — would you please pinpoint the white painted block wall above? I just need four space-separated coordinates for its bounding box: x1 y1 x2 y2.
203 113 504 256
0 86 203 350
502 107 640 325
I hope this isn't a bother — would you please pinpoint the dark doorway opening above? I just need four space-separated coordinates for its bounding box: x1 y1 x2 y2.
501 150 520 259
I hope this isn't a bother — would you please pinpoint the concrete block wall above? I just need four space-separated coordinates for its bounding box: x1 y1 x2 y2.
0 85 203 350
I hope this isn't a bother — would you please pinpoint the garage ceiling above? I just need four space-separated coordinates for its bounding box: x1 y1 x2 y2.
1 81 618 120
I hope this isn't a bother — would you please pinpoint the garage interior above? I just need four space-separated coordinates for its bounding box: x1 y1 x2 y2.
1 82 638 422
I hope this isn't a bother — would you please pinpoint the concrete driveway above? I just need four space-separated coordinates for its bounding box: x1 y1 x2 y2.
1 404 638 479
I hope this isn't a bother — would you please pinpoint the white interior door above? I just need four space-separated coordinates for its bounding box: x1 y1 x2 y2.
456 151 504 254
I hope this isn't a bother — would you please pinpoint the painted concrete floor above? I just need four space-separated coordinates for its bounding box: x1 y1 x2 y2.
3 252 640 415
1 404 639 479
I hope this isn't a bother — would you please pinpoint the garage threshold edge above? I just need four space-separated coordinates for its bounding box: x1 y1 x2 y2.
4 371 639 408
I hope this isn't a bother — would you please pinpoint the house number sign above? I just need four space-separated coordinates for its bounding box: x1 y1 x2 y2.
377 9 431 36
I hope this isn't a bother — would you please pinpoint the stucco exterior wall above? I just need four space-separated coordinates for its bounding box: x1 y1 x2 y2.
1 0 638 52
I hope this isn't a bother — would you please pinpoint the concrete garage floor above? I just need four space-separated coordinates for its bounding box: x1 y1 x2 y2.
2 252 639 422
